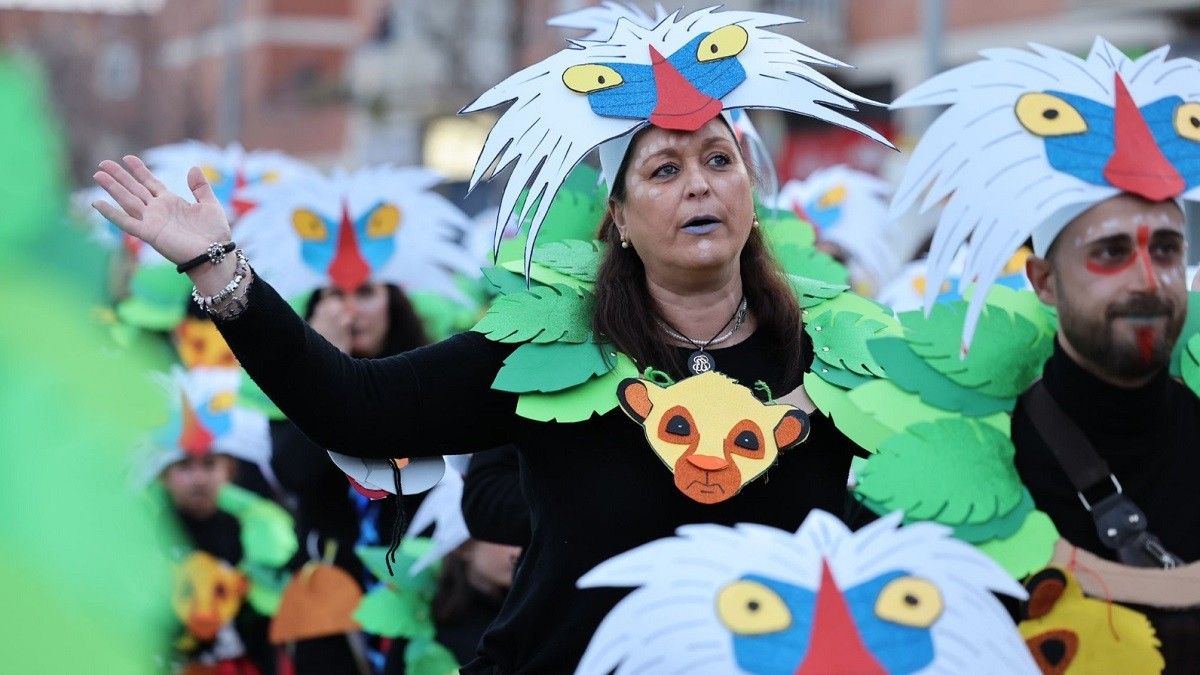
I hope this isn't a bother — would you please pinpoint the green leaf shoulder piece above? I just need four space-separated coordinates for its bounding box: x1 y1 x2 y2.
1182 332 1200 398
494 341 617 394
1170 292 1200 380
516 353 638 422
472 283 593 344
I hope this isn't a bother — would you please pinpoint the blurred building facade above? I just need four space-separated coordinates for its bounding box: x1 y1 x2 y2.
3 0 1199 199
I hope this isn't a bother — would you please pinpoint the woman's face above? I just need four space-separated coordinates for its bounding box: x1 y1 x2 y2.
318 283 390 357
614 118 755 279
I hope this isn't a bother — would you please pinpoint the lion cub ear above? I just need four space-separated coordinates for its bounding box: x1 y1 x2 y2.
773 409 811 450
616 379 654 424
1022 568 1068 621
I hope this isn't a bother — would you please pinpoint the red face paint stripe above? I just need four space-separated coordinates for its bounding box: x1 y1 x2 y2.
1136 326 1156 365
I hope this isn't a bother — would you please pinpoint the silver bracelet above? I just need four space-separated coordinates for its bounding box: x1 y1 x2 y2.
191 249 249 314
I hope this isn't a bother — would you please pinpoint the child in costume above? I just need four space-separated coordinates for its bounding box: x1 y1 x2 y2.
136 367 297 674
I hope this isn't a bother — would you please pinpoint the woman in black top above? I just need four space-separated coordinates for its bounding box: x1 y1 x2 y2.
94 117 861 672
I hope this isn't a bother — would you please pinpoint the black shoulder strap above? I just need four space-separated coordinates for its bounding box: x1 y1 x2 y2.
1021 381 1113 494
1019 381 1183 569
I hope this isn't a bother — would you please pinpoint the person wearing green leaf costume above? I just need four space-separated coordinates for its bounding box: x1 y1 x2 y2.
93 5 894 671
879 38 1200 672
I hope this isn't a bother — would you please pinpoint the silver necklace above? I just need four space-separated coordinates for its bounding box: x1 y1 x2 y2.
655 297 748 375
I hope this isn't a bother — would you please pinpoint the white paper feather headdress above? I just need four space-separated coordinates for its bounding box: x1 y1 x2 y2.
890 37 1200 348
778 165 897 293
237 165 481 302
463 4 892 275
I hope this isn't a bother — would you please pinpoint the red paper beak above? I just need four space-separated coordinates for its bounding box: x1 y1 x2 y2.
649 45 723 131
230 165 255 218
328 200 371 293
179 394 214 457
1103 73 1184 201
795 561 886 675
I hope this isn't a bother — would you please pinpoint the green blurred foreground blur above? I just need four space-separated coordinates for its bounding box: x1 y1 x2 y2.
0 54 176 671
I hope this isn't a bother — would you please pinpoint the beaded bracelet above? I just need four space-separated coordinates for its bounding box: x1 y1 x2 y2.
191 249 249 314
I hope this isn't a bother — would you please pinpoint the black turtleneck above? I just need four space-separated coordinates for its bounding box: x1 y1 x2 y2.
1013 339 1200 562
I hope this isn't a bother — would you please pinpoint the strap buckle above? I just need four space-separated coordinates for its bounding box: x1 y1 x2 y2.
1076 473 1122 512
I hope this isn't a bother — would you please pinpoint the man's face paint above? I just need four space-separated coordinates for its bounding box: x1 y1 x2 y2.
1052 194 1187 379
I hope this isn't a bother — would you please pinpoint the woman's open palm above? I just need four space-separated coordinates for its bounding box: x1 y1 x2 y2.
92 155 231 265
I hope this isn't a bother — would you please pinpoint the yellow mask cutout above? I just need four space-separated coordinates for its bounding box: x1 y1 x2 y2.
175 318 238 369
1019 567 1164 675
616 372 810 504
172 551 248 642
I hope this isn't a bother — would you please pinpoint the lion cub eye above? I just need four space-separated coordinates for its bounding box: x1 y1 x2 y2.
734 430 759 450
666 415 691 436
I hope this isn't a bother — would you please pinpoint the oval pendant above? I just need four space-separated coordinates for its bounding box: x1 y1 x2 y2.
688 350 715 375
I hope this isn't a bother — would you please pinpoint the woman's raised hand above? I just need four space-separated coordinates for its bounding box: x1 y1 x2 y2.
92 155 231 265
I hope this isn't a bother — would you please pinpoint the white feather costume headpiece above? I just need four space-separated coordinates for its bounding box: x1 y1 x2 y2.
237 165 480 302
778 165 897 293
890 37 1200 348
577 509 1036 675
463 4 892 275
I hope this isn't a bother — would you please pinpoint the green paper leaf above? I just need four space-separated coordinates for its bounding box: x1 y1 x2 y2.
516 353 637 422
1170 292 1200 377
242 562 290 616
786 274 848 309
900 301 1052 399
970 286 1057 340
501 259 592 294
805 375 894 454
761 209 817 250
472 284 593 344
116 263 192 331
774 244 850 285
977 510 1059 579
494 341 616 393
868 338 1014 416
481 266 534 296
531 240 603 282
856 418 1025 527
218 484 298 567
810 311 897 377
802 286 893 326
1182 332 1200 398
405 638 460 675
846 379 1010 437
357 541 437 588
951 489 1035 543
355 586 436 639
808 362 876 390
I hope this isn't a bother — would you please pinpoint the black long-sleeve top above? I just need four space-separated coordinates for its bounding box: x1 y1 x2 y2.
216 275 857 673
1012 339 1200 670
463 445 531 547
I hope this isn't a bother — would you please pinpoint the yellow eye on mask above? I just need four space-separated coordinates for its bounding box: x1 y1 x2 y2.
875 576 943 628
717 580 792 635
698 25 749 63
1015 93 1088 136
563 64 624 94
292 209 327 240
1174 102 1200 142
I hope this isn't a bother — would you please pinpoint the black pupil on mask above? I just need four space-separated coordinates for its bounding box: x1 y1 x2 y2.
735 431 759 450
904 593 919 606
667 415 690 436
1191 115 1200 129
747 600 760 612
710 44 719 54
1043 108 1059 120
598 76 606 85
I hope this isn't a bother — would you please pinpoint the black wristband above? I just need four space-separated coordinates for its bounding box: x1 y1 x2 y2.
177 241 237 274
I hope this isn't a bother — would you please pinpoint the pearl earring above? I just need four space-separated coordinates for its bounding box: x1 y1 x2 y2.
752 216 760 227
620 238 630 249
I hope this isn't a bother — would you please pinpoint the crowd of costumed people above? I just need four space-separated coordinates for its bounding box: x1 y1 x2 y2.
9 1 1196 673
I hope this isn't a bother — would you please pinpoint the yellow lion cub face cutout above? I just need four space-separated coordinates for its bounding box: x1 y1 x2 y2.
616 372 810 504
172 551 248 642
1019 567 1164 675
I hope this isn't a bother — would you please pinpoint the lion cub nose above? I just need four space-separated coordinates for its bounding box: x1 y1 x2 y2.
685 454 729 471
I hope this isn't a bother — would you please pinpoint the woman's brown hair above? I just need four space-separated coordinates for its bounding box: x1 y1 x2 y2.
591 126 804 384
